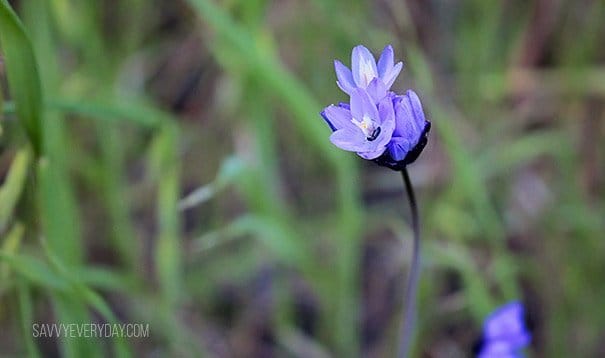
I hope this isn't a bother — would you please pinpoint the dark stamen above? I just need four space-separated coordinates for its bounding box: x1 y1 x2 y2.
367 126 381 141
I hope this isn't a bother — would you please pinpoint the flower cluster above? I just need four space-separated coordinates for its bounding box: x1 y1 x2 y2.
475 301 531 358
321 45 430 170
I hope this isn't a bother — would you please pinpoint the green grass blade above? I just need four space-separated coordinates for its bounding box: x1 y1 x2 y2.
0 0 43 154
0 222 24 292
178 155 246 211
0 252 70 290
17 281 40 358
96 120 139 270
150 124 182 308
4 97 171 128
0 149 30 232
22 0 85 268
37 155 84 266
48 97 167 128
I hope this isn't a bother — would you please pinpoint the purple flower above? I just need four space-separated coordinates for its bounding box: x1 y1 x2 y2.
373 90 430 170
321 88 395 160
322 44 429 170
335 45 403 101
476 301 531 358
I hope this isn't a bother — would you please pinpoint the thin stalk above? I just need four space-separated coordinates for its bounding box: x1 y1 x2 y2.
399 168 421 358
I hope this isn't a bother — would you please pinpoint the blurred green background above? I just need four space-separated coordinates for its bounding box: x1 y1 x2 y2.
1 0 604 357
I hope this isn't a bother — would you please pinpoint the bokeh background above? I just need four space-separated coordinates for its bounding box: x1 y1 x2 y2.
1 0 604 357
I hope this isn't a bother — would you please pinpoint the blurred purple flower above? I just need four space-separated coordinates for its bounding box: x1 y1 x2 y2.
334 45 403 101
476 301 531 358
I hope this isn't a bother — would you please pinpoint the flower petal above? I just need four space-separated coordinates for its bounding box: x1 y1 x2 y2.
404 89 426 130
382 61 403 89
350 88 379 123
351 45 378 88
329 127 367 152
377 93 395 126
334 60 356 95
366 78 388 103
394 92 423 141
372 123 395 149
357 147 387 160
484 301 527 341
478 341 521 358
321 104 352 131
377 45 394 78
337 102 350 110
387 137 412 161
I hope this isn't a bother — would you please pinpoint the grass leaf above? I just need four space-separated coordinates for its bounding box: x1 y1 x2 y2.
0 149 30 233
0 0 43 154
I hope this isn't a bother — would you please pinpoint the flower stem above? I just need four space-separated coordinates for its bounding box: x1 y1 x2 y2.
399 168 421 358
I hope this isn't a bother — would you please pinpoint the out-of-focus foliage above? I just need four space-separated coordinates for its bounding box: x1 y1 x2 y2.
0 0 604 357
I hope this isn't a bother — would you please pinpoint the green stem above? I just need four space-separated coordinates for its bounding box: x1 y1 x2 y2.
399 168 421 358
